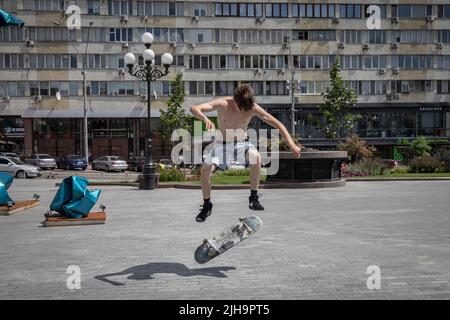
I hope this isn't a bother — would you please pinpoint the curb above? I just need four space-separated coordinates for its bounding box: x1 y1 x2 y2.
346 177 450 181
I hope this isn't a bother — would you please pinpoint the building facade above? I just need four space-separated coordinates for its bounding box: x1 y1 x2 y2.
0 0 449 160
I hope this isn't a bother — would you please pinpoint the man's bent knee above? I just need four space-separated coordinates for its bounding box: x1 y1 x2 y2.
247 149 261 166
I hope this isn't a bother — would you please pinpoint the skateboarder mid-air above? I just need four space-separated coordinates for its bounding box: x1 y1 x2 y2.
190 84 302 222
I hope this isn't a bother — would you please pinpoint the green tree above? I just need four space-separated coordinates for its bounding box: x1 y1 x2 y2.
159 72 192 152
411 136 432 157
316 61 359 142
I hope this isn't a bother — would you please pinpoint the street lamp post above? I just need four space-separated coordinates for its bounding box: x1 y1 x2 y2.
124 32 173 190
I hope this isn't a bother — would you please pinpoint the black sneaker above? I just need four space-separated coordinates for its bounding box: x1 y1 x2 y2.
249 194 264 211
196 202 213 222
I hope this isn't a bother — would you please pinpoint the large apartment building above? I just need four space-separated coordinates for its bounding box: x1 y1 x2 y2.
0 0 449 160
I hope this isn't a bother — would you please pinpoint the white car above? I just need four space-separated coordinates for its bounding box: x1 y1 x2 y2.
0 156 41 179
92 156 128 172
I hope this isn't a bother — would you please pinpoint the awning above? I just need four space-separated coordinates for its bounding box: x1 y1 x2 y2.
21 107 162 119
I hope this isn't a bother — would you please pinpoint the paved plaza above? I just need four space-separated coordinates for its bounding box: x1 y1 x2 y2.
0 179 449 299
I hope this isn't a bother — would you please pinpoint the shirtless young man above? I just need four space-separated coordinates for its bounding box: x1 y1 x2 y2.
190 84 302 222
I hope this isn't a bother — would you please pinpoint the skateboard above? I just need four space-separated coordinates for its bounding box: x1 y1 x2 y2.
194 216 263 264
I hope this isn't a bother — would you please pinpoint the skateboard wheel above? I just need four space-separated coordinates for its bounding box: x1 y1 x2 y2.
239 216 244 221
203 239 208 244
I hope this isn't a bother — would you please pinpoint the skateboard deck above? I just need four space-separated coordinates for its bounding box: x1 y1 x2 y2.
194 216 262 264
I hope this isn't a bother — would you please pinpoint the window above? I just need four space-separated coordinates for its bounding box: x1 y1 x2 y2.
395 5 427 18
265 81 288 95
366 30 385 44
438 30 450 43
108 0 132 15
340 30 361 44
137 1 151 15
437 56 450 69
437 5 450 18
88 0 100 15
70 82 80 96
340 4 362 18
393 55 434 69
194 3 207 16
109 28 132 42
437 81 450 94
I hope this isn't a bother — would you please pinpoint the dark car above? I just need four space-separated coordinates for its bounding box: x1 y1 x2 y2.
57 155 87 170
128 156 146 172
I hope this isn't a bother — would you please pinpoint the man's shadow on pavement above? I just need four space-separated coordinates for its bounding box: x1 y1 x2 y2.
95 262 236 286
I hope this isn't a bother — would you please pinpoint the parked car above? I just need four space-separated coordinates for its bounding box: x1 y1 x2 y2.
92 156 128 172
25 154 56 170
57 155 87 170
0 156 41 179
157 159 173 170
0 152 20 158
128 156 146 172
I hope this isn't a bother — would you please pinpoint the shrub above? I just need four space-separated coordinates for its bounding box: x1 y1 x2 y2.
338 134 376 162
411 136 432 157
408 156 441 173
387 165 409 175
343 158 386 176
158 167 186 182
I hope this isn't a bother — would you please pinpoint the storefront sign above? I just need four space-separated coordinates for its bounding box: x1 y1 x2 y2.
419 106 442 112
4 127 25 138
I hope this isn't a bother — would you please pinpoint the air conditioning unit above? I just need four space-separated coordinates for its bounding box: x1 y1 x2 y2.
256 17 265 23
169 42 177 48
118 68 126 75
120 15 128 22
254 68 263 75
386 93 393 101
378 68 386 75
332 17 340 24
140 94 147 101
122 42 129 49
33 95 42 102
282 42 290 49
232 42 239 49
362 43 369 50
436 42 443 50
394 94 400 100
337 42 345 49
188 42 196 48
294 96 301 103
295 18 301 23
26 40 35 47
2 96 10 102
391 16 400 24
392 67 399 74
277 68 285 74
140 15 148 22
391 42 399 50
426 15 435 22
191 15 199 22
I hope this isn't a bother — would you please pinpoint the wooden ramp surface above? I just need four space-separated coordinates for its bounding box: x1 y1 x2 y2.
0 200 40 216
42 211 106 227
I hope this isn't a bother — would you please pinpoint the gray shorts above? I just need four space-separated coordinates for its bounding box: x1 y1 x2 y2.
204 141 256 171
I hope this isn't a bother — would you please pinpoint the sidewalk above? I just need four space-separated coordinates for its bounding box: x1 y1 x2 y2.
0 179 449 299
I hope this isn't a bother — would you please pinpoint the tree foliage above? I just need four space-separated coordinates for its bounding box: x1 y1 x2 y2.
410 136 432 157
338 134 376 163
159 72 192 145
311 61 359 141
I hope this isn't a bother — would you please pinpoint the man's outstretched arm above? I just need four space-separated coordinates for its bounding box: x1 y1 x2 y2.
253 104 301 158
190 98 228 129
